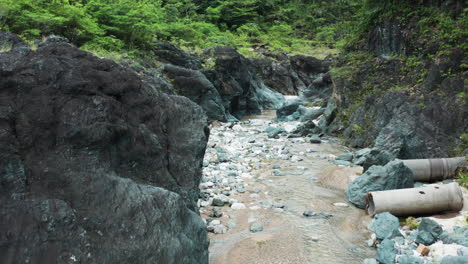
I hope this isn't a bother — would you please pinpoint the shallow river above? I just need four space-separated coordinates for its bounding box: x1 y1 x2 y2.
204 111 376 264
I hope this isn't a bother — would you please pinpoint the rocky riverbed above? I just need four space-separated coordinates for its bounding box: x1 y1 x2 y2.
199 108 468 264
199 110 377 264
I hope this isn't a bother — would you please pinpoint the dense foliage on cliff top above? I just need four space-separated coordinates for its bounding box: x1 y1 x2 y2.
0 0 360 56
0 0 466 58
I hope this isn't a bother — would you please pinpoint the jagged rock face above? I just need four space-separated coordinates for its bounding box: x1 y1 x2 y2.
205 46 284 118
331 46 467 158
290 55 332 87
0 33 209 264
253 57 306 95
342 90 467 158
253 54 332 96
153 41 202 70
151 44 284 121
364 19 408 56
163 64 227 121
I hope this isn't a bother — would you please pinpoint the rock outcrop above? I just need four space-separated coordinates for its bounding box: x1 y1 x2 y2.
330 47 467 158
205 47 284 118
368 212 400 240
253 57 306 95
152 41 202 70
162 64 227 121
0 33 209 264
253 52 333 97
346 161 414 208
321 1 467 158
146 44 285 121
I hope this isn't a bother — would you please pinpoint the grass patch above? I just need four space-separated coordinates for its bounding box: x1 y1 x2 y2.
457 170 468 189
402 217 420 230
256 241 266 247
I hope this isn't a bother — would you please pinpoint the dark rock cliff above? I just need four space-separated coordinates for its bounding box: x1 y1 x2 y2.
328 3 467 158
131 43 285 121
204 47 284 119
0 32 209 264
253 52 332 96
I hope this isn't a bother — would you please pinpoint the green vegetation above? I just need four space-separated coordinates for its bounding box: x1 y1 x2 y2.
402 216 420 230
456 92 467 105
0 0 361 58
457 170 468 189
306 100 324 108
0 1 465 61
453 133 468 156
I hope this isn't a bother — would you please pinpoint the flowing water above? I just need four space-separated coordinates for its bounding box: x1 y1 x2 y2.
205 111 375 264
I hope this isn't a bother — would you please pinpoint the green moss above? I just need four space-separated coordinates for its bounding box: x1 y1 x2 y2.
306 101 324 108
391 85 410 91
402 56 422 72
330 66 355 80
402 217 420 230
453 133 468 156
456 92 467 105
352 123 364 135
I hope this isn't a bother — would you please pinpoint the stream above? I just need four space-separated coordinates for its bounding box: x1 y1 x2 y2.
201 110 376 264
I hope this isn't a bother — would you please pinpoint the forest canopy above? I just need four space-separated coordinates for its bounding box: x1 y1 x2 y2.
0 0 466 58
0 0 361 54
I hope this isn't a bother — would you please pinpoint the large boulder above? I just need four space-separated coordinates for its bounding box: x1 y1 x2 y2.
276 102 303 121
290 121 321 137
205 47 284 118
352 147 395 172
440 226 468 247
290 55 331 86
253 57 306 95
255 81 285 110
368 212 400 240
163 64 227 121
152 41 202 70
376 239 398 264
346 161 414 208
415 218 443 245
0 35 209 263
253 53 332 96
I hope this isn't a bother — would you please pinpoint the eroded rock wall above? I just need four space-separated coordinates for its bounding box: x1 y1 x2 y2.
0 32 209 264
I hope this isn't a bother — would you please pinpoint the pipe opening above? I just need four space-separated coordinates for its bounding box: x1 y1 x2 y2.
434 186 439 189
366 193 376 216
419 191 425 194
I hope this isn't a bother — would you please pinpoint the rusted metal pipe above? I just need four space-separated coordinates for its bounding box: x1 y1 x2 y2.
366 182 464 216
400 157 467 182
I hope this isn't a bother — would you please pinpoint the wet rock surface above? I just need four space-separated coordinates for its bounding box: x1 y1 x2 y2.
0 35 209 264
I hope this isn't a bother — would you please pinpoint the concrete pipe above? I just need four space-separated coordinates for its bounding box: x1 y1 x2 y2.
366 182 464 216
401 157 468 182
